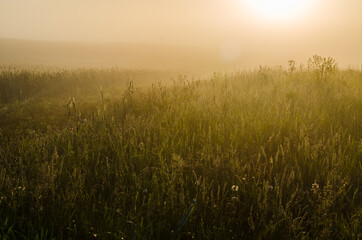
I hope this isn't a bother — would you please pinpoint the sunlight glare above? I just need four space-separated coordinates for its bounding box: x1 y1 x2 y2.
243 0 312 21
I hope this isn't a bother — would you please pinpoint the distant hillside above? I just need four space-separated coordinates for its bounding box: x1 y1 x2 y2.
2 38 359 70
0 38 228 70
0 38 303 71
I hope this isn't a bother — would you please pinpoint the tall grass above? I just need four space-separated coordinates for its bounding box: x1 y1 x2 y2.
0 62 361 239
0 67 174 104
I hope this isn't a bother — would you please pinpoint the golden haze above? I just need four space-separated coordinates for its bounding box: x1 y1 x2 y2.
0 0 361 69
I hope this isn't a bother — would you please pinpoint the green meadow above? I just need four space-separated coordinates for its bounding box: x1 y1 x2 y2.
0 57 361 239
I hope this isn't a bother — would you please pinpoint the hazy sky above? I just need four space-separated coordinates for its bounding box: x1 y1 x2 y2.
1 0 362 66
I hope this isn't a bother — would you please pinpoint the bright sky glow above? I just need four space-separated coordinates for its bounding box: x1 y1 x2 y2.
243 0 312 21
1 0 362 67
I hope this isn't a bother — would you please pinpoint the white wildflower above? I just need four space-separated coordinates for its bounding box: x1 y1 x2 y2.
312 182 320 194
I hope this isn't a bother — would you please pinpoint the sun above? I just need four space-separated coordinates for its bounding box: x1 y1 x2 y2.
243 0 312 21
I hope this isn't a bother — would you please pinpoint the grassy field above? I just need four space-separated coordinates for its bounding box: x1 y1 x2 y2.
0 57 361 239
